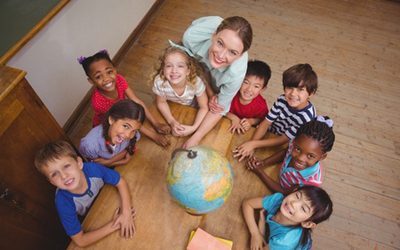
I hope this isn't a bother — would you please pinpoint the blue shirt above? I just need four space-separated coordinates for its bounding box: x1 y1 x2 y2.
263 193 311 250
182 16 249 115
55 162 120 236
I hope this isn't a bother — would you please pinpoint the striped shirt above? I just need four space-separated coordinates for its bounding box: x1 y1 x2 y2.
152 75 205 106
266 95 316 139
279 141 323 190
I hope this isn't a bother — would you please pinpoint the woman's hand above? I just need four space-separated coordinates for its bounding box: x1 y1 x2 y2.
170 121 186 137
182 136 200 149
208 95 224 114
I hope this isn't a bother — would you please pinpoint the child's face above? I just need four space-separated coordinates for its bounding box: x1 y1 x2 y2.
289 134 326 170
108 117 142 145
163 52 190 86
284 84 313 110
280 190 314 225
239 75 265 104
88 59 117 94
41 156 85 193
209 29 244 69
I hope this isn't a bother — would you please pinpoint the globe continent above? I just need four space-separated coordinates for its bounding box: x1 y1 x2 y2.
167 146 234 214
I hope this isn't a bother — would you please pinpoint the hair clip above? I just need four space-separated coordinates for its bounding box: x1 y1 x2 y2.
77 56 87 64
168 40 194 57
98 49 109 55
316 115 334 128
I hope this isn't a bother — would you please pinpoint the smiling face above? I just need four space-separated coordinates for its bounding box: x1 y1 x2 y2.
280 190 314 225
163 51 190 87
289 134 326 170
208 29 244 69
41 156 86 194
239 75 265 105
284 83 314 110
108 117 142 145
87 59 117 95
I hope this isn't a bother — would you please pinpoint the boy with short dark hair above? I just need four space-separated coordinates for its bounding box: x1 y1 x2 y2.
34 140 136 247
234 63 318 161
226 60 271 134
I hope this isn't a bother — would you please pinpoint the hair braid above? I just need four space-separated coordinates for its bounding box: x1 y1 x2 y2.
296 116 335 153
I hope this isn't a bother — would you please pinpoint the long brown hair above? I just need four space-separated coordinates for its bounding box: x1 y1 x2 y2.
102 100 145 154
216 16 253 53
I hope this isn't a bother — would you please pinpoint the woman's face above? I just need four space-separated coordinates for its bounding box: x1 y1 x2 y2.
208 29 244 69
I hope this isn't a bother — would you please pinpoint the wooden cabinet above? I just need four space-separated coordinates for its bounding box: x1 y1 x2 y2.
0 66 69 249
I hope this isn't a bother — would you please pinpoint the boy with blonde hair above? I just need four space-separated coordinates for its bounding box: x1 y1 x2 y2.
35 140 135 247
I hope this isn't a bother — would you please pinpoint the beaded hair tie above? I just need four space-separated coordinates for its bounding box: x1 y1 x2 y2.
77 49 109 64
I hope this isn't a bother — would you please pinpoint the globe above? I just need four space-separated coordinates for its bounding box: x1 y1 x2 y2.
166 146 234 215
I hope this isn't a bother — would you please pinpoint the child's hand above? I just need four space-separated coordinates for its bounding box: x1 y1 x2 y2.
155 123 171 135
246 156 264 172
119 207 136 238
170 121 185 137
250 231 266 250
179 125 196 137
208 95 224 114
240 118 251 132
111 207 122 230
228 116 242 134
233 141 255 162
154 134 170 148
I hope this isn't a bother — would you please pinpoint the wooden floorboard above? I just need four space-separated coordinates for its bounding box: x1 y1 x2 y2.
68 0 400 249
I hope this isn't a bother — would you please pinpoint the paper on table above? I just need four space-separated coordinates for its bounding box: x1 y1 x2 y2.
187 228 232 250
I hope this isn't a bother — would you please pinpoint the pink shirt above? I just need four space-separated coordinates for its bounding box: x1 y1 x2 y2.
91 74 128 127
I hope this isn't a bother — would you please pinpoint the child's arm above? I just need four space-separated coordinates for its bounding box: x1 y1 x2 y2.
249 164 285 193
179 91 209 136
140 126 170 147
93 150 131 167
233 119 273 161
182 111 222 149
155 95 185 136
115 177 136 238
70 208 121 247
125 87 170 134
242 198 267 250
246 148 287 170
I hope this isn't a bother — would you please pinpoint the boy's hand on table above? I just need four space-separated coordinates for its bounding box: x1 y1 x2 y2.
233 141 255 161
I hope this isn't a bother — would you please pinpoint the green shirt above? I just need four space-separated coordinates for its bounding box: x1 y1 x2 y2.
183 16 248 115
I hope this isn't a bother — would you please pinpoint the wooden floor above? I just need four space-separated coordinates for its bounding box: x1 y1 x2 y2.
69 0 400 249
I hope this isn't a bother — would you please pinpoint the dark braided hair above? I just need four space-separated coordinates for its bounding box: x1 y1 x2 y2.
78 49 113 76
296 186 333 248
102 100 145 154
296 116 335 153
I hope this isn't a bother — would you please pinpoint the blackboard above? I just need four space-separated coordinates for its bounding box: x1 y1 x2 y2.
0 0 69 64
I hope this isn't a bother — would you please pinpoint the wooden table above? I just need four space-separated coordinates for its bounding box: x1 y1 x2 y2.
68 103 280 250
